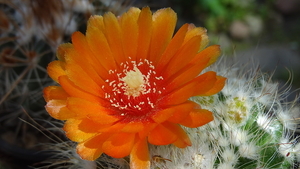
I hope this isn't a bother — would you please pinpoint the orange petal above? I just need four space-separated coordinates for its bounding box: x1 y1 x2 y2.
121 121 145 133
84 133 112 148
77 142 103 161
160 80 197 106
102 132 136 158
190 71 218 94
45 99 75 120
199 75 226 96
77 133 111 161
56 43 73 62
156 23 188 72
97 122 126 133
179 109 213 128
184 25 209 51
163 58 210 92
151 101 196 123
65 60 104 98
193 71 222 96
47 60 66 83
162 35 201 79
86 24 116 72
161 72 219 106
103 12 125 64
167 101 199 123
86 25 116 71
151 107 175 123
87 15 104 32
164 45 221 90
148 123 177 145
119 7 140 61
165 123 191 148
130 137 150 169
196 45 221 67
58 75 106 104
66 97 118 124
64 119 97 142
173 137 191 148
70 31 110 82
136 7 152 60
138 123 158 139
43 86 69 102
149 8 177 65
77 118 108 133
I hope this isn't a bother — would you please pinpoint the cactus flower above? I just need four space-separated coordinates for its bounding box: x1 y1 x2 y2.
43 7 225 169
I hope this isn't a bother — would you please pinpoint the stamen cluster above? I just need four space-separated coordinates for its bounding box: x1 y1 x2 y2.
103 58 164 116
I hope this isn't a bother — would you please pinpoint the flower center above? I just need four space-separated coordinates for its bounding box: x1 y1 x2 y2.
121 66 145 97
103 58 165 118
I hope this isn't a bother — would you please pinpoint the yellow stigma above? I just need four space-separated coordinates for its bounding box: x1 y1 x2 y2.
121 66 145 97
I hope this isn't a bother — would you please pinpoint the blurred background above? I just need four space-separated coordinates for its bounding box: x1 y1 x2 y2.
0 0 299 168
147 0 300 91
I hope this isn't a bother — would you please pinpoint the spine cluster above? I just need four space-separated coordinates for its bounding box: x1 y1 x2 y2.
150 64 300 169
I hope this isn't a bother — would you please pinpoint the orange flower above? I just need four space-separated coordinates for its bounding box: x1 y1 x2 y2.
44 7 226 169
